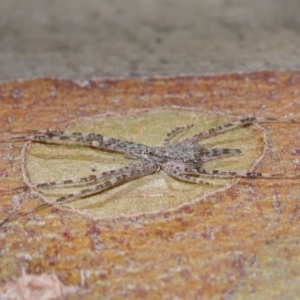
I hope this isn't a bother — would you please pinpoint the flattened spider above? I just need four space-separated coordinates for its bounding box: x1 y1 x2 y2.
0 116 299 226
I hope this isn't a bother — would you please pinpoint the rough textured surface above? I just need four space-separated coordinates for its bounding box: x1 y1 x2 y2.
0 72 300 299
0 272 77 300
24 109 263 218
1 0 300 80
1 1 300 298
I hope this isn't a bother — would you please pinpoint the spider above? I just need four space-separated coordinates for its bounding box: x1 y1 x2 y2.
0 115 299 226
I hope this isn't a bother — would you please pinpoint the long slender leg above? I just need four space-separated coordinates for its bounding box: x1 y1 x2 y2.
53 162 159 203
0 165 141 194
185 116 300 142
204 148 242 162
162 124 194 146
0 129 148 154
0 163 159 227
163 163 210 185
184 168 300 179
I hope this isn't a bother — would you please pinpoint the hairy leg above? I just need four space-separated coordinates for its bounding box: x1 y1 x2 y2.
185 116 300 142
204 148 242 162
163 163 210 185
0 162 159 227
184 168 300 179
0 129 148 154
162 124 194 146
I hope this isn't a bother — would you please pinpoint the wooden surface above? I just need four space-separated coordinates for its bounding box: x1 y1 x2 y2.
0 72 300 299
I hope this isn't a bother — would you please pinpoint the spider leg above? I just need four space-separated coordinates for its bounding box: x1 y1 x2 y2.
186 116 300 142
162 124 194 146
53 162 159 203
0 165 140 193
204 148 242 162
162 163 210 185
0 162 159 227
184 168 300 179
0 129 148 154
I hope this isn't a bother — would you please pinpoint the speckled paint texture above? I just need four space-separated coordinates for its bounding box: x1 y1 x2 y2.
0 72 300 299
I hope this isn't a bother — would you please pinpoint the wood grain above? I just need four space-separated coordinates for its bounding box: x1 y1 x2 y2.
0 72 300 299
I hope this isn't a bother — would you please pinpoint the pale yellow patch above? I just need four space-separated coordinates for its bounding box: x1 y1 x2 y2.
25 108 264 218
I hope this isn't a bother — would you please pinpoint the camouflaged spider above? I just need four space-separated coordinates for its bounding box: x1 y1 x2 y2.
0 116 300 226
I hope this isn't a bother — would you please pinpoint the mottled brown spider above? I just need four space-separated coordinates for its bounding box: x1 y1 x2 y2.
0 116 299 226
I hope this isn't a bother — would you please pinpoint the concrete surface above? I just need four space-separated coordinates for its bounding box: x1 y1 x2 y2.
0 0 300 80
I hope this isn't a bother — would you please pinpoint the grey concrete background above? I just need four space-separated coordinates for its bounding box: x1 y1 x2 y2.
0 0 300 80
